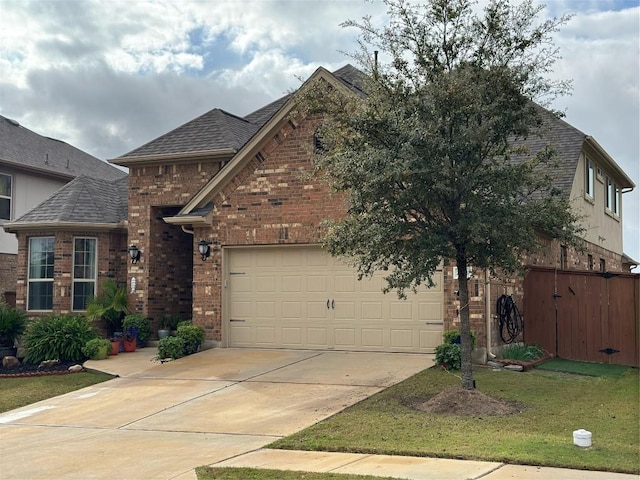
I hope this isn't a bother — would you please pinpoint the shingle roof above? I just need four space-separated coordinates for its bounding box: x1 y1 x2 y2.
510 107 586 200
118 109 260 160
11 175 128 226
0 115 126 181
115 65 368 163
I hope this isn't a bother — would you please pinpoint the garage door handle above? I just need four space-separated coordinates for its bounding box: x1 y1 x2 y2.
327 299 330 310
331 299 335 309
230 319 246 322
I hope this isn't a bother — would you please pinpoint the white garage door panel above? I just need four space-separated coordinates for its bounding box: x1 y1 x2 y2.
227 246 443 353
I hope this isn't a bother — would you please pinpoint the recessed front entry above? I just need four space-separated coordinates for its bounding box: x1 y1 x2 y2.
225 246 443 353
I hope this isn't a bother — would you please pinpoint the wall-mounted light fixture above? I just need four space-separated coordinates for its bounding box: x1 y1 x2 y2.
198 240 217 261
128 244 141 264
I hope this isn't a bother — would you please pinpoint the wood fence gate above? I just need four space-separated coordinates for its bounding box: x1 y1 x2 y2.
523 267 639 367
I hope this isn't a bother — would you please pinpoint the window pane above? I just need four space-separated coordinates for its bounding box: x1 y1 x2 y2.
73 238 96 279
73 282 94 310
0 198 9 220
29 238 54 279
28 282 53 310
0 174 10 197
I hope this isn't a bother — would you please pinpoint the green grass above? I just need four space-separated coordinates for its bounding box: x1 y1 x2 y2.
270 366 639 474
0 372 114 413
498 343 545 361
196 467 401 480
535 358 631 377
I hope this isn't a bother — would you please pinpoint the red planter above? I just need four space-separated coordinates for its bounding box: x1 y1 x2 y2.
109 341 119 356
122 338 136 352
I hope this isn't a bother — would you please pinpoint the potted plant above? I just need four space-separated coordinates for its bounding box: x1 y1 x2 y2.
122 314 152 347
82 338 111 360
121 331 137 352
108 336 120 355
0 302 27 358
85 279 130 336
157 316 171 339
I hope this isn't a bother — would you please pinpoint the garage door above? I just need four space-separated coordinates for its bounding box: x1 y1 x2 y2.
226 246 443 353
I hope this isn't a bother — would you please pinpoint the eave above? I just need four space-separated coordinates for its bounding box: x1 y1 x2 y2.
2 221 127 234
162 214 210 227
110 148 236 167
0 158 76 182
584 137 635 189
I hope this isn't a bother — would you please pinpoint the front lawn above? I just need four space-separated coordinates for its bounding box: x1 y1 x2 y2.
0 372 114 414
270 366 639 474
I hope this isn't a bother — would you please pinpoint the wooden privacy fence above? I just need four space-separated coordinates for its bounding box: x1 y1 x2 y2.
523 267 639 367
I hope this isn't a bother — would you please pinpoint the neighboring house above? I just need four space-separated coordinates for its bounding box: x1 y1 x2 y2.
4 65 636 360
0 115 126 306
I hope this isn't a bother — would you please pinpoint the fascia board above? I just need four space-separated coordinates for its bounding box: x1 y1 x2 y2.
110 148 236 167
585 137 635 189
3 221 126 234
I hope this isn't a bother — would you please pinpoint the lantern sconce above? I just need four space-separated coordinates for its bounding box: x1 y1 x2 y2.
198 240 218 261
128 244 141 264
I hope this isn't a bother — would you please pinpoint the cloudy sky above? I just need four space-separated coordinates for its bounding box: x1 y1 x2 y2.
0 0 638 263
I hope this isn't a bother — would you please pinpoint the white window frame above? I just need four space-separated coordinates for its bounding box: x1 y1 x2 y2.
0 172 12 222
27 237 55 311
605 176 620 217
585 157 595 200
72 237 97 311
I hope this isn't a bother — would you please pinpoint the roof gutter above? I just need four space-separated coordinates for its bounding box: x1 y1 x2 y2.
3 221 126 234
110 148 236 167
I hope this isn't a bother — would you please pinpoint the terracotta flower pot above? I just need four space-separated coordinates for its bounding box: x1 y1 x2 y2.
122 337 136 352
110 341 119 356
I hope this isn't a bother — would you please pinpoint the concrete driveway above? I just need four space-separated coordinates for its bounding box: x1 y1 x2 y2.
0 348 434 480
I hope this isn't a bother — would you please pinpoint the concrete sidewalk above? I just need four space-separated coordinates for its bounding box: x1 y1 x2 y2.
1 347 636 480
213 449 638 479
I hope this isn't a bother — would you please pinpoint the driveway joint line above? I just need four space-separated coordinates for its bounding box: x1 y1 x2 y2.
472 462 507 479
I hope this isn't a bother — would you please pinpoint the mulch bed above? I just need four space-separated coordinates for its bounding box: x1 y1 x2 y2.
0 360 85 378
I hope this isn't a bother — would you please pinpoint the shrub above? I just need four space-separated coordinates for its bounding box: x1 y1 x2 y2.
177 324 205 355
82 338 112 359
0 303 27 347
156 336 186 360
435 343 461 370
442 329 476 348
499 343 545 361
85 279 129 334
122 314 152 344
23 314 97 364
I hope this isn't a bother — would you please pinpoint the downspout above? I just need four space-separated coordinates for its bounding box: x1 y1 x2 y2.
181 226 194 235
485 269 496 359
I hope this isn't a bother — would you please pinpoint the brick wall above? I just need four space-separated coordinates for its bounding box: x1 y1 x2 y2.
191 117 346 339
126 161 223 332
13 229 127 316
0 252 17 304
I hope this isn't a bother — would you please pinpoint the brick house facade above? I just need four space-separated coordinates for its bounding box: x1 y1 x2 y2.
5 65 636 358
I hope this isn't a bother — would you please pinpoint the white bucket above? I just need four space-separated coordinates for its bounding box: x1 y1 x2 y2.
573 429 592 447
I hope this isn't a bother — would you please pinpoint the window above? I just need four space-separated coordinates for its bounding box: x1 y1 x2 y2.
605 177 621 216
560 245 568 269
72 238 97 311
585 158 594 199
588 254 593 271
28 237 54 310
0 173 11 220
600 259 606 273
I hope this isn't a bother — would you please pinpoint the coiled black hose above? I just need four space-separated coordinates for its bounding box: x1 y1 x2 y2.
496 294 523 344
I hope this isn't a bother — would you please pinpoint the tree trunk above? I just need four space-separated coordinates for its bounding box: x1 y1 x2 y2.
456 255 475 390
